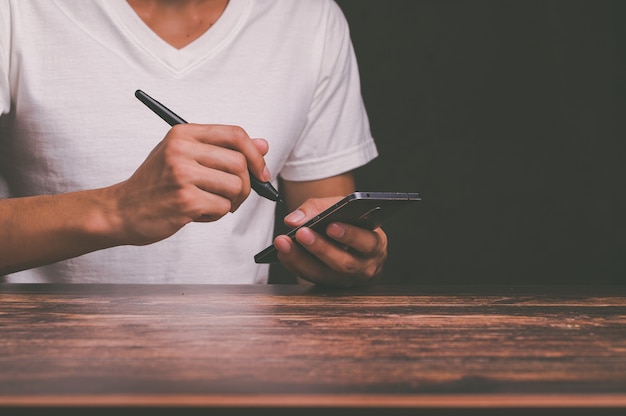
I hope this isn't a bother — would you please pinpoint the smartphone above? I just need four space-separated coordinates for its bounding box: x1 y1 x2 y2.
254 191 421 263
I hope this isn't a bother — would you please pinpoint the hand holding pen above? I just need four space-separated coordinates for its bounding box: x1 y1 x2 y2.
135 90 283 203
93 90 282 247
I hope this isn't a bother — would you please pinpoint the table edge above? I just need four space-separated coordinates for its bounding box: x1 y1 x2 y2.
1 394 626 408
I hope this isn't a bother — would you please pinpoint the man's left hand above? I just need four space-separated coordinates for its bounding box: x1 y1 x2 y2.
274 197 388 287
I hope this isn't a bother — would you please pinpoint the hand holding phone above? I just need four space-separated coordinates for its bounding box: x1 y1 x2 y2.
254 191 421 263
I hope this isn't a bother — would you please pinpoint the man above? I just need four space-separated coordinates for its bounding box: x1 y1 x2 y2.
0 0 386 286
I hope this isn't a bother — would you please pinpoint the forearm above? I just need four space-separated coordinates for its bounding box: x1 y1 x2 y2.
0 124 272 276
281 173 356 212
0 187 121 275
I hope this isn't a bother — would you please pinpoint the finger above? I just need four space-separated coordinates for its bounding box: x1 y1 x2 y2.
284 209 307 227
191 145 251 205
159 142 250 211
182 124 271 183
161 134 252 209
284 196 343 227
163 163 245 216
191 143 249 175
274 235 357 287
294 227 363 275
155 179 233 224
252 138 269 156
325 223 387 257
192 193 236 223
193 167 249 211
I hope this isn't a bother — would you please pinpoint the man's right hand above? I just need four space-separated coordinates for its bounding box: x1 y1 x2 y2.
107 123 270 246
0 123 270 274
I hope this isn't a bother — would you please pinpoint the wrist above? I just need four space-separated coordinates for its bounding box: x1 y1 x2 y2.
76 185 127 249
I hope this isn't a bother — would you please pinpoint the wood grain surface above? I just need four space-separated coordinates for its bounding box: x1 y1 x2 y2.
1 284 625 414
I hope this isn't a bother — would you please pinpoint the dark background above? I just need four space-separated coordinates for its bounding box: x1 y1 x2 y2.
271 0 624 284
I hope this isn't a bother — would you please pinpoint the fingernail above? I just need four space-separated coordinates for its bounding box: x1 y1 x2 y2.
285 209 305 223
263 166 271 181
298 228 315 246
274 237 291 254
326 223 346 239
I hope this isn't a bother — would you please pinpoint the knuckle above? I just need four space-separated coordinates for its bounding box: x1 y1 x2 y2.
339 257 361 276
232 152 248 173
338 255 384 285
163 136 186 159
240 182 251 199
229 126 248 144
230 174 245 193
369 229 388 256
173 187 199 214
169 124 186 135
215 198 232 216
168 163 192 184
363 262 382 281
226 175 248 201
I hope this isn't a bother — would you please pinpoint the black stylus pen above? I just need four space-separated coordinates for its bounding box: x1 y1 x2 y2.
135 89 283 203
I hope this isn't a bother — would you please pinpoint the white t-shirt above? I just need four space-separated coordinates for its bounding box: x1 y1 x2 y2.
0 0 377 283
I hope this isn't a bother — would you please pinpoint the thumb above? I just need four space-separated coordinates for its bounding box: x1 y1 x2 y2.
283 197 341 228
251 138 269 156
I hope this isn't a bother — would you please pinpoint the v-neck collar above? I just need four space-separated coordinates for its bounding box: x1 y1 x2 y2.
103 0 251 75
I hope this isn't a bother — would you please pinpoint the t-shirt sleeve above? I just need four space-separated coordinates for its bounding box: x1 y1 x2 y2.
279 0 378 182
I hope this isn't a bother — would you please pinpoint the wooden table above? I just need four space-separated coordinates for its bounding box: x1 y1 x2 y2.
1 284 625 415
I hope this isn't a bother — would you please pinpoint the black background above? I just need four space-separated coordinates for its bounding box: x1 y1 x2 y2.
271 0 625 284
